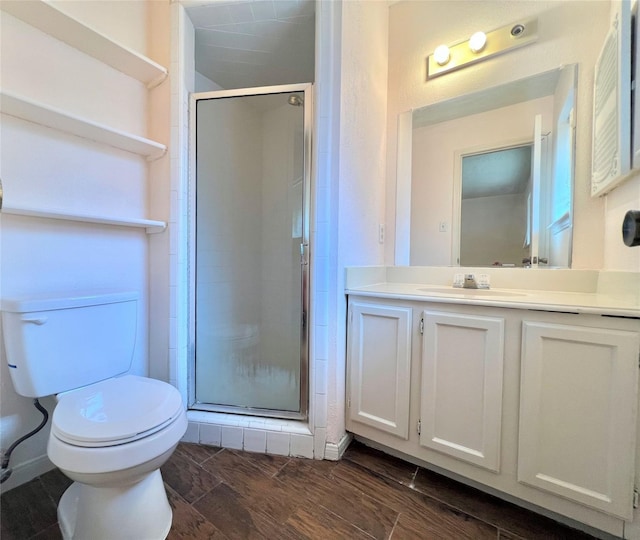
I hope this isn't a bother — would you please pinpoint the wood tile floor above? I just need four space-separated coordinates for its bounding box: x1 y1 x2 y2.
1 440 598 539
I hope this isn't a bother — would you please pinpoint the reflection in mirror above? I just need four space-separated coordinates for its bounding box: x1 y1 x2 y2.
403 64 577 268
460 144 532 267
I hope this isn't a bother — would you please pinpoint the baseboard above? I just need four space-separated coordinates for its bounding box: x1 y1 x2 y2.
324 432 353 461
0 454 55 495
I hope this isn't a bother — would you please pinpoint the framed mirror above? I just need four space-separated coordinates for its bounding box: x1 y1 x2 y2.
396 64 577 269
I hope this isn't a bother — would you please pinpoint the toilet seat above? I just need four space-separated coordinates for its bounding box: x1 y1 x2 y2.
52 375 183 448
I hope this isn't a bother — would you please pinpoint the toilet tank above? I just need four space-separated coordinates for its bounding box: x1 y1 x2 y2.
1 291 138 398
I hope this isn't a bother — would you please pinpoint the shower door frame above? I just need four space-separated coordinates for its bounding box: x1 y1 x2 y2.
187 83 312 420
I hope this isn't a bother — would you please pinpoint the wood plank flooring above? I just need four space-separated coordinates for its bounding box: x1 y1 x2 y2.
0 440 598 539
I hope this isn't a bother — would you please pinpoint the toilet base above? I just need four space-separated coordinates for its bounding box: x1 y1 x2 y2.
58 469 172 540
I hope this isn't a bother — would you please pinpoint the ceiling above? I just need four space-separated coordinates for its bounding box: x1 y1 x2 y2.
462 145 532 199
185 0 315 90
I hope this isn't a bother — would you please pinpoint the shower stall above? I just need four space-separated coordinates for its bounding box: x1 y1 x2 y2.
189 83 312 420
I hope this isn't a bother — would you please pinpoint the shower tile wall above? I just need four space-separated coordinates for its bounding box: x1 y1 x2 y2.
195 96 262 406
194 91 304 413
167 3 195 396
260 102 303 412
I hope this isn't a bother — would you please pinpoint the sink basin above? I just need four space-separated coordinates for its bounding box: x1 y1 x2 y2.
419 287 527 298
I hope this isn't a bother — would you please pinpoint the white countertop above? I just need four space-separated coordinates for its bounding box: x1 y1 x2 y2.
346 282 640 316
346 279 640 318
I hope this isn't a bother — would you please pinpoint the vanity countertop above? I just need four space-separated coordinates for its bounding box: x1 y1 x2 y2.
345 267 640 318
346 282 640 317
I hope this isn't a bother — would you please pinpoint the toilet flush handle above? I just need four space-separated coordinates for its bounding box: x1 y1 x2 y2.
21 316 47 325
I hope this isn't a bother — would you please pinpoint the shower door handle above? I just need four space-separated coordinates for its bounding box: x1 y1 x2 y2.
300 243 309 266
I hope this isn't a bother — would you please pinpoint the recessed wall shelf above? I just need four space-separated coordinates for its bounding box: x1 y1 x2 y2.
0 90 167 161
1 204 167 234
0 0 168 89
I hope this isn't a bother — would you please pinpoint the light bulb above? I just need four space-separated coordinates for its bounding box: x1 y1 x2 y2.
433 45 450 66
469 31 487 53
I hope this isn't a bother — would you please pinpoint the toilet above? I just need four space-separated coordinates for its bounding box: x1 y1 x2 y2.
1 291 187 540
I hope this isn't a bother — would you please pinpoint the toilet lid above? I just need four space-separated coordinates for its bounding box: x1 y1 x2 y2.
52 375 184 447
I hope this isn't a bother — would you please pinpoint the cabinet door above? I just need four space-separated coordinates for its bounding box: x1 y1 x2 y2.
420 311 504 472
348 301 412 439
518 321 639 520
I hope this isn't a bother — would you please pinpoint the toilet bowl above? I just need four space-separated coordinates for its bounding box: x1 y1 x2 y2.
1 291 188 540
49 375 187 540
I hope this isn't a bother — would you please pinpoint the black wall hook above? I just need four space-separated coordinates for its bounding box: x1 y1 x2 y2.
622 210 640 247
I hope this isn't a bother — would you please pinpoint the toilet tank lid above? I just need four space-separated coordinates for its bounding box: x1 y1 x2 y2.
1 291 138 313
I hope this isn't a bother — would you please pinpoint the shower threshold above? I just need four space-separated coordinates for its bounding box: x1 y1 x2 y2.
190 402 307 422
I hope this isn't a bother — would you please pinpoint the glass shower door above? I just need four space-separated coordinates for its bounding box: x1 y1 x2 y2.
191 84 310 419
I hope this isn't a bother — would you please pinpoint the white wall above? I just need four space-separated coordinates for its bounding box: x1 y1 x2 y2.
147 0 172 384
387 0 611 270
332 0 390 444
338 0 389 267
195 71 222 92
0 2 158 492
605 177 640 271
311 0 342 454
48 0 148 56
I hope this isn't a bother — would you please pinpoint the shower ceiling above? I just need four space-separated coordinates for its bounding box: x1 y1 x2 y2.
185 0 315 90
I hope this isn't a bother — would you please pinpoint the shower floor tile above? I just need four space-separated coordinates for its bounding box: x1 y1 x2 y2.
1 440 597 539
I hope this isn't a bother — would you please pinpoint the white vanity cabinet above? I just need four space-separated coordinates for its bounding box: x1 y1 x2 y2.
518 320 640 520
420 310 505 472
347 300 413 439
346 293 640 537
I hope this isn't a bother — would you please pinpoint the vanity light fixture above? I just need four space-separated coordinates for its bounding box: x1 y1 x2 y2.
433 44 451 66
427 18 538 79
468 31 487 53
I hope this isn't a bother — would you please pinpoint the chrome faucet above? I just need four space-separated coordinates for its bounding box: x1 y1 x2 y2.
463 274 478 289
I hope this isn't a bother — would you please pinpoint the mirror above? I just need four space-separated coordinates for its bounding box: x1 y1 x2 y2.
398 64 577 268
